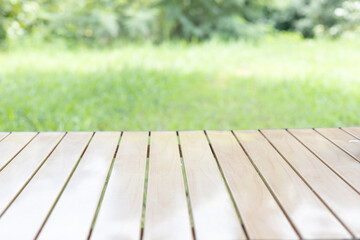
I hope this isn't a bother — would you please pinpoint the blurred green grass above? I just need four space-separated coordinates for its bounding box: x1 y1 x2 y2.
1 36 359 131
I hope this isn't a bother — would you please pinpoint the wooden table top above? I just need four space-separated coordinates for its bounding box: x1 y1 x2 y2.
0 128 359 239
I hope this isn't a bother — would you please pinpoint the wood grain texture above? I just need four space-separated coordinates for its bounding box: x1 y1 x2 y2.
342 127 360 140
0 132 10 142
0 132 92 239
234 130 350 239
144 131 192 240
206 131 298 239
316 128 360 161
38 132 120 240
0 132 37 170
289 129 360 193
91 132 148 240
0 132 65 215
179 131 246 240
0 130 358 239
263 129 360 238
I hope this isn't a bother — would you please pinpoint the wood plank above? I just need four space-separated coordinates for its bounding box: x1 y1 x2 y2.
143 131 192 240
289 129 360 193
342 127 360 140
91 132 148 240
262 129 360 238
0 132 37 170
0 132 92 239
179 131 246 240
0 132 65 215
0 132 10 142
234 130 350 239
316 128 360 161
207 131 298 239
38 132 120 240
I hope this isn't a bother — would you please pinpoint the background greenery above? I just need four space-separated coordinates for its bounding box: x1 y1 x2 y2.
0 0 359 130
1 0 360 45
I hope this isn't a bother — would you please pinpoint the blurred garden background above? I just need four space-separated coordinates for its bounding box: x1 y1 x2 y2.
0 0 359 131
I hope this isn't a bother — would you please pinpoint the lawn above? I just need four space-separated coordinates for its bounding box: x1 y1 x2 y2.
1 35 359 131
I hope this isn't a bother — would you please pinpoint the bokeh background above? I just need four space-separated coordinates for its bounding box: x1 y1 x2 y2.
0 0 359 131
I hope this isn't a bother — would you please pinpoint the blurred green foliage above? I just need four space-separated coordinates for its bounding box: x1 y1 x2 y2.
155 0 272 41
273 0 360 38
0 36 359 131
1 0 359 45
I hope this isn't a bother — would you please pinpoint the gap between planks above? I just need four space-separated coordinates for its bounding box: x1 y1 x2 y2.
286 129 360 195
0 132 67 217
230 130 302 239
140 131 151 240
1 130 358 240
259 130 355 238
177 131 197 240
0 132 39 171
67 130 359 239
35 132 95 238
0 132 11 142
314 128 360 163
87 132 123 239
204 130 250 239
136 131 198 240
